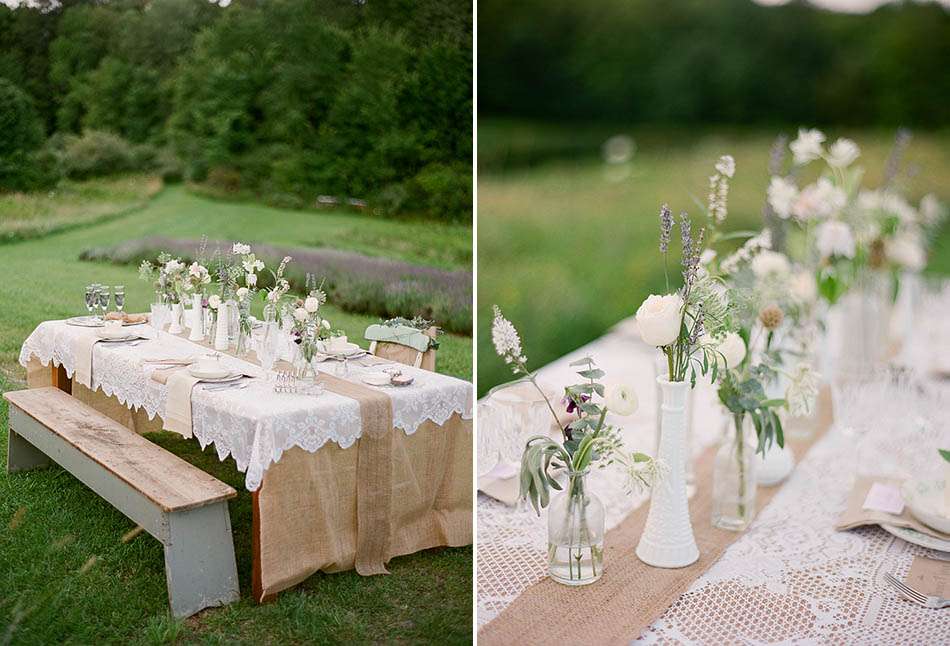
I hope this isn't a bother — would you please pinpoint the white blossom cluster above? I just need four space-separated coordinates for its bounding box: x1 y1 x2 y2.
707 155 735 225
719 229 772 275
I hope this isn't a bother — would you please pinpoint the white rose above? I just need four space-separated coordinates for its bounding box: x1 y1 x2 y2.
246 273 257 286
767 176 798 219
750 250 790 278
790 128 825 165
604 383 638 416
790 270 817 304
816 220 856 260
792 178 845 221
886 232 926 271
321 319 331 329
236 287 249 300
826 138 860 168
208 295 221 309
164 259 183 273
232 242 250 255
635 293 683 347
293 307 308 322
716 332 746 369
304 296 320 313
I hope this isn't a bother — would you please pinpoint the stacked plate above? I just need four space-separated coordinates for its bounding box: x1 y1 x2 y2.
882 478 950 552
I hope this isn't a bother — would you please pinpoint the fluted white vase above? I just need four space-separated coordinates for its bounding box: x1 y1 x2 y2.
213 306 229 351
188 293 204 341
636 377 699 568
754 443 794 486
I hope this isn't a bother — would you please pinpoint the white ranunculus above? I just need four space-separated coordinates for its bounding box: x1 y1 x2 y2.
208 294 221 309
790 128 825 165
293 307 308 322
246 273 257 286
790 270 817 304
232 242 250 255
886 232 926 271
716 332 746 369
635 293 683 347
604 383 639 416
792 178 846 221
826 138 860 168
304 296 320 312
750 249 791 278
236 287 249 300
815 220 856 260
767 176 798 219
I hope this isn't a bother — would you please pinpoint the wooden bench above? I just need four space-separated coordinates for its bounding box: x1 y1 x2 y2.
4 387 240 618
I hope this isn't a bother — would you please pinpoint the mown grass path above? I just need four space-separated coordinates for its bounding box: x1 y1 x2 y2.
0 184 473 644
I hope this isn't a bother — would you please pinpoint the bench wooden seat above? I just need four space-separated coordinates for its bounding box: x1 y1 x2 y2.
4 387 240 618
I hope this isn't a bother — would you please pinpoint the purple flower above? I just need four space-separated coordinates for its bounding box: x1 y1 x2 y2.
564 394 589 414
659 204 673 253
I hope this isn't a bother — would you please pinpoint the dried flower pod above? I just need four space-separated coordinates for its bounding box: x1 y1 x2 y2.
759 303 784 330
868 238 887 269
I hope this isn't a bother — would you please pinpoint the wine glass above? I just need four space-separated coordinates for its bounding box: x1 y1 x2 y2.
97 286 111 320
114 285 125 313
150 302 170 333
84 285 97 319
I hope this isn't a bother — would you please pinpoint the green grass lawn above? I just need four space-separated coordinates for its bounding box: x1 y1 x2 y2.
477 121 950 396
0 181 472 643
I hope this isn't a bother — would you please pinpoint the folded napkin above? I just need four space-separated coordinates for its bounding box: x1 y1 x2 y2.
151 364 261 438
835 476 950 542
141 356 195 366
72 330 149 388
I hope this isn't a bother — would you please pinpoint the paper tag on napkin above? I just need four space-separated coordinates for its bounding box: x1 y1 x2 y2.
863 482 905 515
906 557 950 598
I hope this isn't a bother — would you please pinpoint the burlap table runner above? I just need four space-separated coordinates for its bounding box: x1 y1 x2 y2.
835 476 950 541
480 387 833 645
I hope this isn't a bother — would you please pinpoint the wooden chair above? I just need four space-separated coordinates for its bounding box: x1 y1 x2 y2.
364 324 438 371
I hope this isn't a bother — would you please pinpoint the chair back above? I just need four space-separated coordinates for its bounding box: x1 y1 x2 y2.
364 324 438 371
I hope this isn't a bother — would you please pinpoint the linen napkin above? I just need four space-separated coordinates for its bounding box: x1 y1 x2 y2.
73 329 150 388
905 556 950 597
151 364 261 438
835 476 950 542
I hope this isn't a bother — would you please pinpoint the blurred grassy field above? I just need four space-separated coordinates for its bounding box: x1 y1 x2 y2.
0 179 472 643
477 120 950 396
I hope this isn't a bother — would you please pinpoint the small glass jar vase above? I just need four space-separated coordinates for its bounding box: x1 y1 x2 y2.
712 413 757 531
547 470 605 586
263 301 277 325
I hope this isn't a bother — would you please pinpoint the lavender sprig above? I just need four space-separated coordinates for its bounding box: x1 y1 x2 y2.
659 204 673 253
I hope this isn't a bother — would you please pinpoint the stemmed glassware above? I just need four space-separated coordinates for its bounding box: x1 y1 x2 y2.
97 286 111 319
256 322 280 374
114 285 125 313
84 284 99 321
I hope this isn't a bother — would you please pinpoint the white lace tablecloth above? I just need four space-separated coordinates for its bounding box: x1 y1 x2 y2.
477 317 950 643
19 320 473 491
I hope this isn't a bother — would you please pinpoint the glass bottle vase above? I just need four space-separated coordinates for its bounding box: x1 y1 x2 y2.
547 470 605 586
712 413 757 531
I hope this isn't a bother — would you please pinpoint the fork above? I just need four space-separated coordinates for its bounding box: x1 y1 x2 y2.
883 571 950 608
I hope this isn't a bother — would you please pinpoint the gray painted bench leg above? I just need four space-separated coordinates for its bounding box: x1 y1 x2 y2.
7 427 50 473
164 502 240 618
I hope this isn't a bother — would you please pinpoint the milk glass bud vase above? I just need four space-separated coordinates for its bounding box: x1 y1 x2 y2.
167 299 184 335
712 414 757 531
547 470 605 586
636 377 699 568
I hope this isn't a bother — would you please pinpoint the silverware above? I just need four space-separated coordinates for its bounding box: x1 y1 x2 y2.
203 380 249 392
883 571 950 608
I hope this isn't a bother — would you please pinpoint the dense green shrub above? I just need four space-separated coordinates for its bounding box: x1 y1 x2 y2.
0 78 55 191
54 130 159 180
410 162 472 223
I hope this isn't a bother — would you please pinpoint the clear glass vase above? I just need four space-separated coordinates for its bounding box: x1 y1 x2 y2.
712 413 757 531
547 470 605 586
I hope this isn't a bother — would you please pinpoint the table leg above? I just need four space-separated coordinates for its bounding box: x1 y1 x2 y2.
50 364 71 394
251 488 277 604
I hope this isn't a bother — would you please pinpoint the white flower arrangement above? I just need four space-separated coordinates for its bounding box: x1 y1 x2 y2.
491 306 659 511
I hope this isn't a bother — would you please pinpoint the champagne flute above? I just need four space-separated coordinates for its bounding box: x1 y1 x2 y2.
114 285 125 313
84 285 97 319
98 286 111 320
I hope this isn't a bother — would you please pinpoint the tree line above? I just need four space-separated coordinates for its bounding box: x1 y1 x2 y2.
0 0 472 222
478 0 949 128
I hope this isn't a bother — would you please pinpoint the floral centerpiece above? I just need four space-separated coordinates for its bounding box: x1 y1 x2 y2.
262 255 293 321
288 279 331 379
491 305 658 585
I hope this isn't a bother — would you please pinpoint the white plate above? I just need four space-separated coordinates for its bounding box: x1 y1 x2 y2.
97 332 142 342
325 341 360 354
361 371 392 387
67 316 145 328
902 478 950 534
189 366 231 380
880 523 950 553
